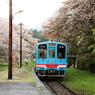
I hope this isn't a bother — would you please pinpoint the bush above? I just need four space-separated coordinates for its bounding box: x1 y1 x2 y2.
77 54 95 73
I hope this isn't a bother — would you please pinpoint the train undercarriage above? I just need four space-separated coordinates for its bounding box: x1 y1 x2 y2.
36 69 65 77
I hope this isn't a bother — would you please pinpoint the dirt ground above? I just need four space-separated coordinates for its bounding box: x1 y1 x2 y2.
0 67 35 82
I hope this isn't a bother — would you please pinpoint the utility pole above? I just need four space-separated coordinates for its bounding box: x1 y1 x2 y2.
19 23 23 67
8 0 12 79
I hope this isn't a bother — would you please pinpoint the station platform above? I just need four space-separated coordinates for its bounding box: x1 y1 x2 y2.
0 82 41 95
0 67 52 95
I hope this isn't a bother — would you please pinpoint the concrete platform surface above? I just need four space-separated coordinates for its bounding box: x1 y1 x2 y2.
0 82 41 95
0 67 52 95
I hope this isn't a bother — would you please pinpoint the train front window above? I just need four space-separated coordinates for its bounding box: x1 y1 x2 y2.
57 44 65 58
38 44 46 58
49 49 55 58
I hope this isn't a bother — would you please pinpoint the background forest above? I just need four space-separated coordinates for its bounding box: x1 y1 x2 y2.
41 0 95 73
32 29 48 43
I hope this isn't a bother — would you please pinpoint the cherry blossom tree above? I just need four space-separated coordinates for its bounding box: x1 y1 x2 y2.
0 17 38 62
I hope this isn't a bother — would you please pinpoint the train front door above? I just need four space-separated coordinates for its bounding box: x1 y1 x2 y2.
48 48 56 68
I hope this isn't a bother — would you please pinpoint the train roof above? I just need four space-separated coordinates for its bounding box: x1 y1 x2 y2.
37 41 67 46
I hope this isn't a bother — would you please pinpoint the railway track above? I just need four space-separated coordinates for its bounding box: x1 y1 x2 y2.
41 79 77 95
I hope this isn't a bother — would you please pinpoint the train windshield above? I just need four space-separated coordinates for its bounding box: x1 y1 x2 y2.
57 44 65 58
38 44 47 58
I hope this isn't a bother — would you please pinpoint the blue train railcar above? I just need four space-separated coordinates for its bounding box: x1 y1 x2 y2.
35 41 68 77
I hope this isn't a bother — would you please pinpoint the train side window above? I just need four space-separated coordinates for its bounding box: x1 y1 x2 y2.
49 49 55 58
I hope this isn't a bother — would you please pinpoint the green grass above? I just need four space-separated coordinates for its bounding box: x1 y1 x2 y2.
22 61 36 68
21 61 36 82
61 68 95 95
0 61 36 82
0 62 8 70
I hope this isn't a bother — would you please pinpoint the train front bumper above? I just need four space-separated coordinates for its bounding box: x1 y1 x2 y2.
36 64 67 71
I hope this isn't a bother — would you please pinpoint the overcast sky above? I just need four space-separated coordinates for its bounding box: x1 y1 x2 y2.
0 0 65 28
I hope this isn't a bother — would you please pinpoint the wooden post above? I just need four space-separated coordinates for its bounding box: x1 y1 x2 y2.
8 0 12 79
19 23 23 67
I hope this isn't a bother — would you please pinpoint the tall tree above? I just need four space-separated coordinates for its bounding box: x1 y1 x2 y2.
41 0 95 72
